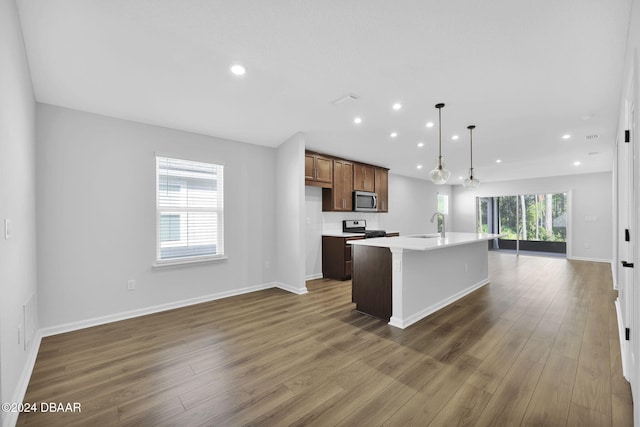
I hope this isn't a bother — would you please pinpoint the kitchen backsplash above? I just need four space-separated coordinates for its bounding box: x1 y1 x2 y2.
321 211 381 233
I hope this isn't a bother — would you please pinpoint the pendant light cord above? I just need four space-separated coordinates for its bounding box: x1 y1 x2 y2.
435 103 445 165
438 105 443 160
468 125 476 179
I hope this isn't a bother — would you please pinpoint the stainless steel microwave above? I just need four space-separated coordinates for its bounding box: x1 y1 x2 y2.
353 191 378 212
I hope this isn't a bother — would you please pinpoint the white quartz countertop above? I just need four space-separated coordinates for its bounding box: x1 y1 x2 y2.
347 232 503 251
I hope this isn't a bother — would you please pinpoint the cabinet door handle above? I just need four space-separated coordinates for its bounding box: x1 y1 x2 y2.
622 261 634 268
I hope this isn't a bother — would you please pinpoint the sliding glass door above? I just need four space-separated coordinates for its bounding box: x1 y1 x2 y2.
477 192 568 255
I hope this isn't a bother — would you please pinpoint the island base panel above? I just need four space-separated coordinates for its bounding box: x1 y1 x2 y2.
352 245 392 321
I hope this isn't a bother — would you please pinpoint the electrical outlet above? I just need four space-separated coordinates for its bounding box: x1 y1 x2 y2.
265 261 271 269
18 324 22 344
127 279 136 291
464 263 468 272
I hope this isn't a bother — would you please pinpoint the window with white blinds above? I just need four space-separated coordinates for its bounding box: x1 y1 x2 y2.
156 156 224 263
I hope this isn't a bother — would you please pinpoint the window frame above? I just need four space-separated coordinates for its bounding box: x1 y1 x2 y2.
154 155 226 267
437 193 449 231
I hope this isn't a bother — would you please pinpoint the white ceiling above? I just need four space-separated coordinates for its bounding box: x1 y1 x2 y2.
17 0 632 183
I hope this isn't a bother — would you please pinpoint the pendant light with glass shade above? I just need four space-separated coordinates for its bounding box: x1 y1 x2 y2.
463 125 480 190
429 103 450 185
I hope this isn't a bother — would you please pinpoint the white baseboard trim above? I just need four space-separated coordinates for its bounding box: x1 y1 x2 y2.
3 332 43 427
389 278 490 329
274 282 308 295
615 298 630 381
612 262 619 290
566 256 612 263
305 273 323 281
40 281 301 338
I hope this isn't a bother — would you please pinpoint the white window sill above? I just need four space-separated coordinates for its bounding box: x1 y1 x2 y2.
153 255 228 269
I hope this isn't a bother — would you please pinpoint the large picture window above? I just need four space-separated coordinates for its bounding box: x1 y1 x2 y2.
476 192 567 254
156 156 224 263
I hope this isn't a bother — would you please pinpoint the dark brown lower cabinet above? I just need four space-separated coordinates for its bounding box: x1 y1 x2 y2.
322 233 398 282
322 236 363 280
351 245 392 321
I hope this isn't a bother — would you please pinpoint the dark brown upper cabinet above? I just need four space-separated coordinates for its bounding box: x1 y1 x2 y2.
305 152 333 188
353 163 375 192
323 159 353 211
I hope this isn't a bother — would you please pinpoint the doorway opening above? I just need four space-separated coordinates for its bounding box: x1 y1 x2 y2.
477 192 568 256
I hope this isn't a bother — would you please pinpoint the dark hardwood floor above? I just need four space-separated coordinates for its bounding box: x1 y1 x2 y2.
17 252 633 426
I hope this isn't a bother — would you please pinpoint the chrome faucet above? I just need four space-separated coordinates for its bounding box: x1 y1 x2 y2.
430 212 445 237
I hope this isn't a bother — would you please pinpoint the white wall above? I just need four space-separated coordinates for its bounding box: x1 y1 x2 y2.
451 172 613 262
305 186 323 279
304 172 453 279
0 0 38 424
276 133 307 293
36 104 278 329
379 173 453 235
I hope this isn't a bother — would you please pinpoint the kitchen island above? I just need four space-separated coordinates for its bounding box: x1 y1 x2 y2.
348 232 501 329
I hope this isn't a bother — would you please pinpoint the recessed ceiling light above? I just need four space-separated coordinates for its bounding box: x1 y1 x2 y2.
451 135 459 140
354 117 362 124
496 159 502 163
392 103 403 111
426 122 434 128
458 176 464 180
417 142 424 148
574 161 581 166
390 132 398 138
562 134 571 140
417 165 423 169
229 63 246 77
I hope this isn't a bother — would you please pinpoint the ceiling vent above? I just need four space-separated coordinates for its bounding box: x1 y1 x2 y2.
585 134 599 141
331 93 360 105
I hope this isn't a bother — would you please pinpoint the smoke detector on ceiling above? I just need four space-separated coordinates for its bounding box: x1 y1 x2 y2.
331 93 360 105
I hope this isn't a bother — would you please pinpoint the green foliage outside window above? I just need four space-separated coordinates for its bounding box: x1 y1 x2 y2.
477 193 567 242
